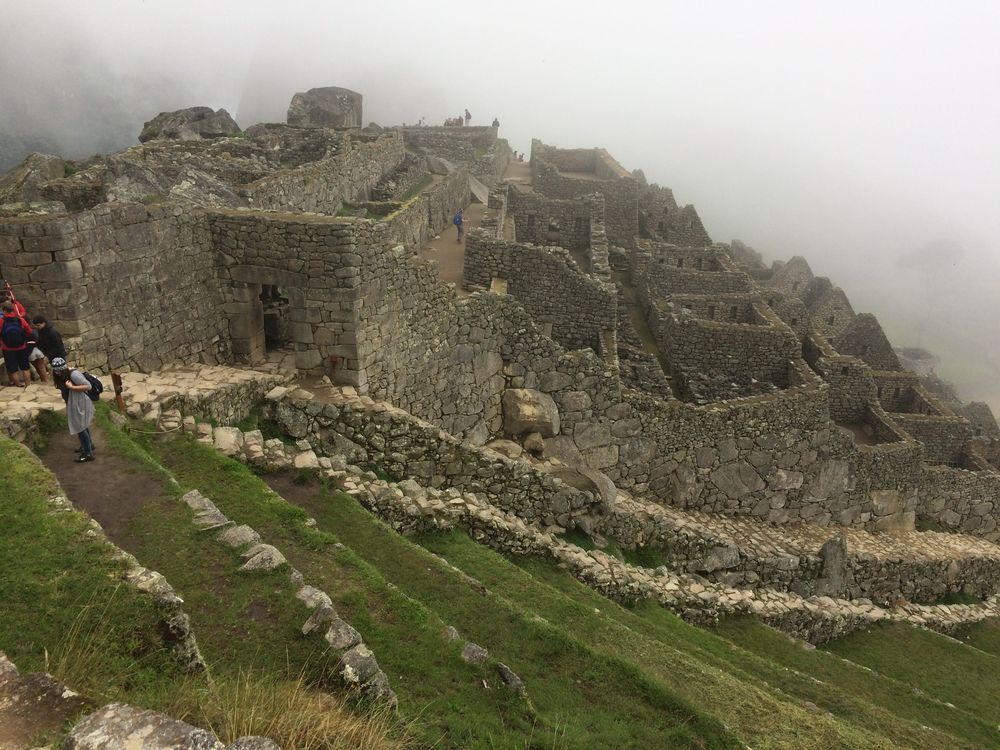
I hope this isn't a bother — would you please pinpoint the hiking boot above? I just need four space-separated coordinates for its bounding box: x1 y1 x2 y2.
74 454 95 463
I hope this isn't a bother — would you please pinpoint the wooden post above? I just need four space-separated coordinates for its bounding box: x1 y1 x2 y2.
111 372 126 413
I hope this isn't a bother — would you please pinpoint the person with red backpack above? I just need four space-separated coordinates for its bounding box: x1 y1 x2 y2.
1 300 34 387
51 357 96 462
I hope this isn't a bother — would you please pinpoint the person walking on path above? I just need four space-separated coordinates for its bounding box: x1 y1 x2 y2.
453 208 465 243
464 109 471 126
1 300 33 387
51 357 95 462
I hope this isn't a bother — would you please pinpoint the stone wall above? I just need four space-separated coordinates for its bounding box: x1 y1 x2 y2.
401 126 498 164
0 203 228 373
506 187 593 251
471 140 513 186
834 313 902 371
530 141 638 247
806 337 878 423
890 413 971 465
802 278 856 339
656 205 712 247
269 389 603 527
371 153 427 202
463 232 616 353
650 297 801 395
246 131 405 214
918 465 1000 541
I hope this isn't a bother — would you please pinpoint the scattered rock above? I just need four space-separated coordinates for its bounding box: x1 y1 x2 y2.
287 86 362 128
461 642 489 664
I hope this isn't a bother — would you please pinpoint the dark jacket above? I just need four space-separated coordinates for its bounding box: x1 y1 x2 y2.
34 318 66 360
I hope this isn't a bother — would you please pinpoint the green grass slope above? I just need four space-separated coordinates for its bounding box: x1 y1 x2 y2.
141 431 740 749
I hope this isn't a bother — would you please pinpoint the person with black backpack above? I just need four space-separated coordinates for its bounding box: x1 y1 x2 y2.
51 357 96 463
1 300 33 388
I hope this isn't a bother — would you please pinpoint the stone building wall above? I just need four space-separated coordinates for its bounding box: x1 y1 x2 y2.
471 140 513 186
805 336 878 423
246 131 405 213
918 465 1000 541
890 413 971 465
530 141 639 247
766 256 815 297
762 291 811 338
657 205 712 247
506 187 593 251
803 278 856 339
0 202 229 373
871 371 921 412
834 313 902 371
651 298 801 392
463 232 616 353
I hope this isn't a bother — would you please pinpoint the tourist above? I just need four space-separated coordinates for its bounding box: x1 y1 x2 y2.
464 109 471 126
51 357 95 462
492 117 500 128
1 300 33 387
453 208 465 243
32 315 65 375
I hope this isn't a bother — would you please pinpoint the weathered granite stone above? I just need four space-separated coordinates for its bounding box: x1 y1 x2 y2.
502 389 560 438
139 107 241 142
287 87 362 128
65 703 224 749
461 642 489 664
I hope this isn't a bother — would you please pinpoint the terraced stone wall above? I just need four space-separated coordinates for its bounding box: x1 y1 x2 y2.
270 392 603 526
246 131 405 213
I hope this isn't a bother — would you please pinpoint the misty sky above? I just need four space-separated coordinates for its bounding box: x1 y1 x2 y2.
4 1 1000 405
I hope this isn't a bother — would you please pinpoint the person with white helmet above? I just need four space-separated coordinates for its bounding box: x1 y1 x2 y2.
51 357 96 463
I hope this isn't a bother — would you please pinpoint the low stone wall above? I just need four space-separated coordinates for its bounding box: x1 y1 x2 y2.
267 387 604 527
651 298 801 395
598 496 1000 605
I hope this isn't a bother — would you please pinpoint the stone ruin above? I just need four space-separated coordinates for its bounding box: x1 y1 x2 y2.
3 84 1000 650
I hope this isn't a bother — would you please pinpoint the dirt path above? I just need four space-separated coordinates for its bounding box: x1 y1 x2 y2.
38 427 172 552
417 202 484 290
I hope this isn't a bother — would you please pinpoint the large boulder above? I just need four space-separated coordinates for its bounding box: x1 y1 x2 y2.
0 152 64 204
502 389 560 438
286 87 363 129
139 107 241 143
65 703 224 749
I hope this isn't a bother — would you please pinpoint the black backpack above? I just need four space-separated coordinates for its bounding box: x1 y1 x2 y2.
73 370 104 401
1 317 25 348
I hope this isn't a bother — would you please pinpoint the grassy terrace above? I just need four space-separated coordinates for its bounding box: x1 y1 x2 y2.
143 431 738 749
12 411 1000 748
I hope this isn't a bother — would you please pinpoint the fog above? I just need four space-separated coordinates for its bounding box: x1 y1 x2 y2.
4 1 999 407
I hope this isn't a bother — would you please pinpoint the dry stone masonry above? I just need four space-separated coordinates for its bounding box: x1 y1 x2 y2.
3 86 1000 654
